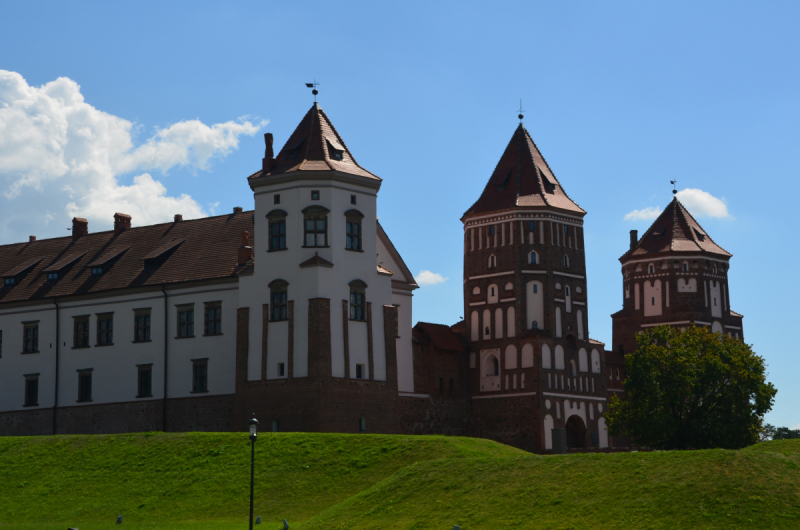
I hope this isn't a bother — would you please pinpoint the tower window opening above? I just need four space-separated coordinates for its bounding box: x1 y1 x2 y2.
529 221 535 231
652 297 655 306
649 264 654 274
533 284 537 293
489 225 495 235
532 321 538 330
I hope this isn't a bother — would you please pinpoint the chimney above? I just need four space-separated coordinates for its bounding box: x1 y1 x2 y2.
238 231 253 265
233 206 243 214
29 236 36 242
72 217 88 240
262 133 274 172
174 214 183 222
629 230 638 251
114 213 132 234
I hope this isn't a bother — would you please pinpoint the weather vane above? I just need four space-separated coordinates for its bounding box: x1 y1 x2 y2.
305 80 320 102
518 99 525 123
670 180 678 195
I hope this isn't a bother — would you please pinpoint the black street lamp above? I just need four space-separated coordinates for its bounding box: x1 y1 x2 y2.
248 413 259 530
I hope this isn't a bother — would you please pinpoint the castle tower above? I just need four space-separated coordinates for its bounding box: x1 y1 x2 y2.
462 123 609 453
611 197 743 355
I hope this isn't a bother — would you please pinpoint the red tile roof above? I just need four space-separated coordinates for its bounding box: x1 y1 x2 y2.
251 103 380 181
621 197 731 261
0 212 254 305
463 124 585 219
413 322 467 352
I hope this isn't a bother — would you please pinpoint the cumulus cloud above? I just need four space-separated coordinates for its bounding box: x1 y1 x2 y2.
624 206 662 221
0 70 265 242
415 270 448 286
623 189 731 222
675 188 730 218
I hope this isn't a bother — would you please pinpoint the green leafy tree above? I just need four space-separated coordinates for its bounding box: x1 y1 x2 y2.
772 426 800 440
606 325 776 450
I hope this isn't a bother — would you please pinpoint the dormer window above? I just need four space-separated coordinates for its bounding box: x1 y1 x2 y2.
326 137 344 161
286 139 304 160
91 267 104 277
3 277 15 287
47 272 59 281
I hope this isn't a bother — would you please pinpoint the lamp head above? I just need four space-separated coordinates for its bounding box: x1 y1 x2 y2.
248 413 259 441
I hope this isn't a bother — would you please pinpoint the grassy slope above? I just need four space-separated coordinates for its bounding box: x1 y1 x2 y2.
0 432 523 527
304 441 800 530
1 434 798 530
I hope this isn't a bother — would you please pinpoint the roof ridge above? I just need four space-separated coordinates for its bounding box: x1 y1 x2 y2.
674 197 733 256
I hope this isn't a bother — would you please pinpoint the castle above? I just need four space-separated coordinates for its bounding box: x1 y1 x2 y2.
0 103 743 453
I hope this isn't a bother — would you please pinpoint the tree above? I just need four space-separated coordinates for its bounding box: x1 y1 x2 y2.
606 325 776 450
772 426 800 440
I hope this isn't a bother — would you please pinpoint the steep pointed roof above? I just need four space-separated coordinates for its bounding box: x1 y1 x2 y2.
622 197 731 261
251 103 379 181
463 124 584 219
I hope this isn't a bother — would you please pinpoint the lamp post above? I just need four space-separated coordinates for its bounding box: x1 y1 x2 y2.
248 413 258 530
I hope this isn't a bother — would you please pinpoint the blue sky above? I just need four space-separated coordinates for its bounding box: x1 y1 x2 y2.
1 1 798 429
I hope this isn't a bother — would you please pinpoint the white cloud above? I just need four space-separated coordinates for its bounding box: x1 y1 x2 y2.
623 188 731 222
675 188 730 218
415 270 448 286
0 70 265 242
792 423 800 431
624 206 662 221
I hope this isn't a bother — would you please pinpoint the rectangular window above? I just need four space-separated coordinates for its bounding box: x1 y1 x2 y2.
355 363 365 379
304 217 327 247
346 220 361 251
269 220 286 251
564 225 569 235
47 272 59 281
97 313 113 345
77 370 92 402
4 277 16 287
192 359 208 393
23 322 38 353
311 190 320 200
271 290 288 321
350 291 365 321
359 417 366 432
24 374 39 407
91 266 104 277
137 365 152 397
134 310 151 342
204 302 222 336
272 420 280 432
350 194 356 205
177 306 194 338
489 225 495 235
73 316 89 348
274 194 280 205
278 362 285 377
529 221 535 231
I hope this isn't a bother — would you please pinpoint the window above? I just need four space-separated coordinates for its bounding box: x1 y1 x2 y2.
278 362 285 377
267 209 288 251
533 284 538 293
649 264 654 274
269 280 288 321
532 321 538 330
327 138 344 161
77 370 92 402
47 272 59 281
344 209 363 252
91 266 104 277
24 374 39 406
311 190 320 200
359 417 366 432
682 262 688 271
564 255 570 268
23 322 38 353
137 365 152 397
97 313 113 345
134 310 151 342
350 194 357 205
529 221 535 232
349 280 367 321
73 316 89 348
652 297 655 306
488 254 496 268
564 225 569 236
177 306 194 338
529 251 537 264
204 302 222 336
489 225 495 235
192 359 208 393
3 277 15 287
286 139 304 160
274 194 280 205
492 357 499 376
355 363 365 379
304 216 327 246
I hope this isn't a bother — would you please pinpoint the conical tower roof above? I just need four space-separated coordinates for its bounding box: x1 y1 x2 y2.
462 124 584 219
251 103 379 181
622 197 731 261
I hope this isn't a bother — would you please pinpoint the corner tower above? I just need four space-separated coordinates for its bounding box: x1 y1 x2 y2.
462 123 609 453
611 197 743 355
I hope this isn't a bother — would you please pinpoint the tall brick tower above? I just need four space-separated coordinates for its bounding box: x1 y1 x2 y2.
611 196 743 355
462 122 609 453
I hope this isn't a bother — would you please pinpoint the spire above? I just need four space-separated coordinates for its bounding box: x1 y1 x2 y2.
252 104 379 181
462 124 584 219
622 197 731 260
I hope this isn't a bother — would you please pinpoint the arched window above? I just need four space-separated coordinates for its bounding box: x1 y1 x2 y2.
570 359 576 377
488 254 496 268
505 344 518 369
555 345 565 370
349 279 368 321
492 356 499 376
504 282 513 291
266 209 288 251
521 343 534 368
470 311 479 341
565 285 572 313
529 250 538 264
578 348 588 372
577 309 584 340
268 279 289 321
344 209 364 251
302 205 329 247
494 308 503 339
472 286 480 295
541 344 552 369
564 255 571 268
507 306 516 337
591 349 601 373
555 307 562 338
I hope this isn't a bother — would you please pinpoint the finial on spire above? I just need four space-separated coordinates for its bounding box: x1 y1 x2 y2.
305 80 320 102
670 180 678 195
518 99 525 123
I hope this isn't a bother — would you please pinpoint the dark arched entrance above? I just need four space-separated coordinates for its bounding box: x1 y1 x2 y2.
565 416 587 449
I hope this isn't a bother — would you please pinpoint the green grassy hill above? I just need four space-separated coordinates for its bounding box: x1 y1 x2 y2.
0 433 798 529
